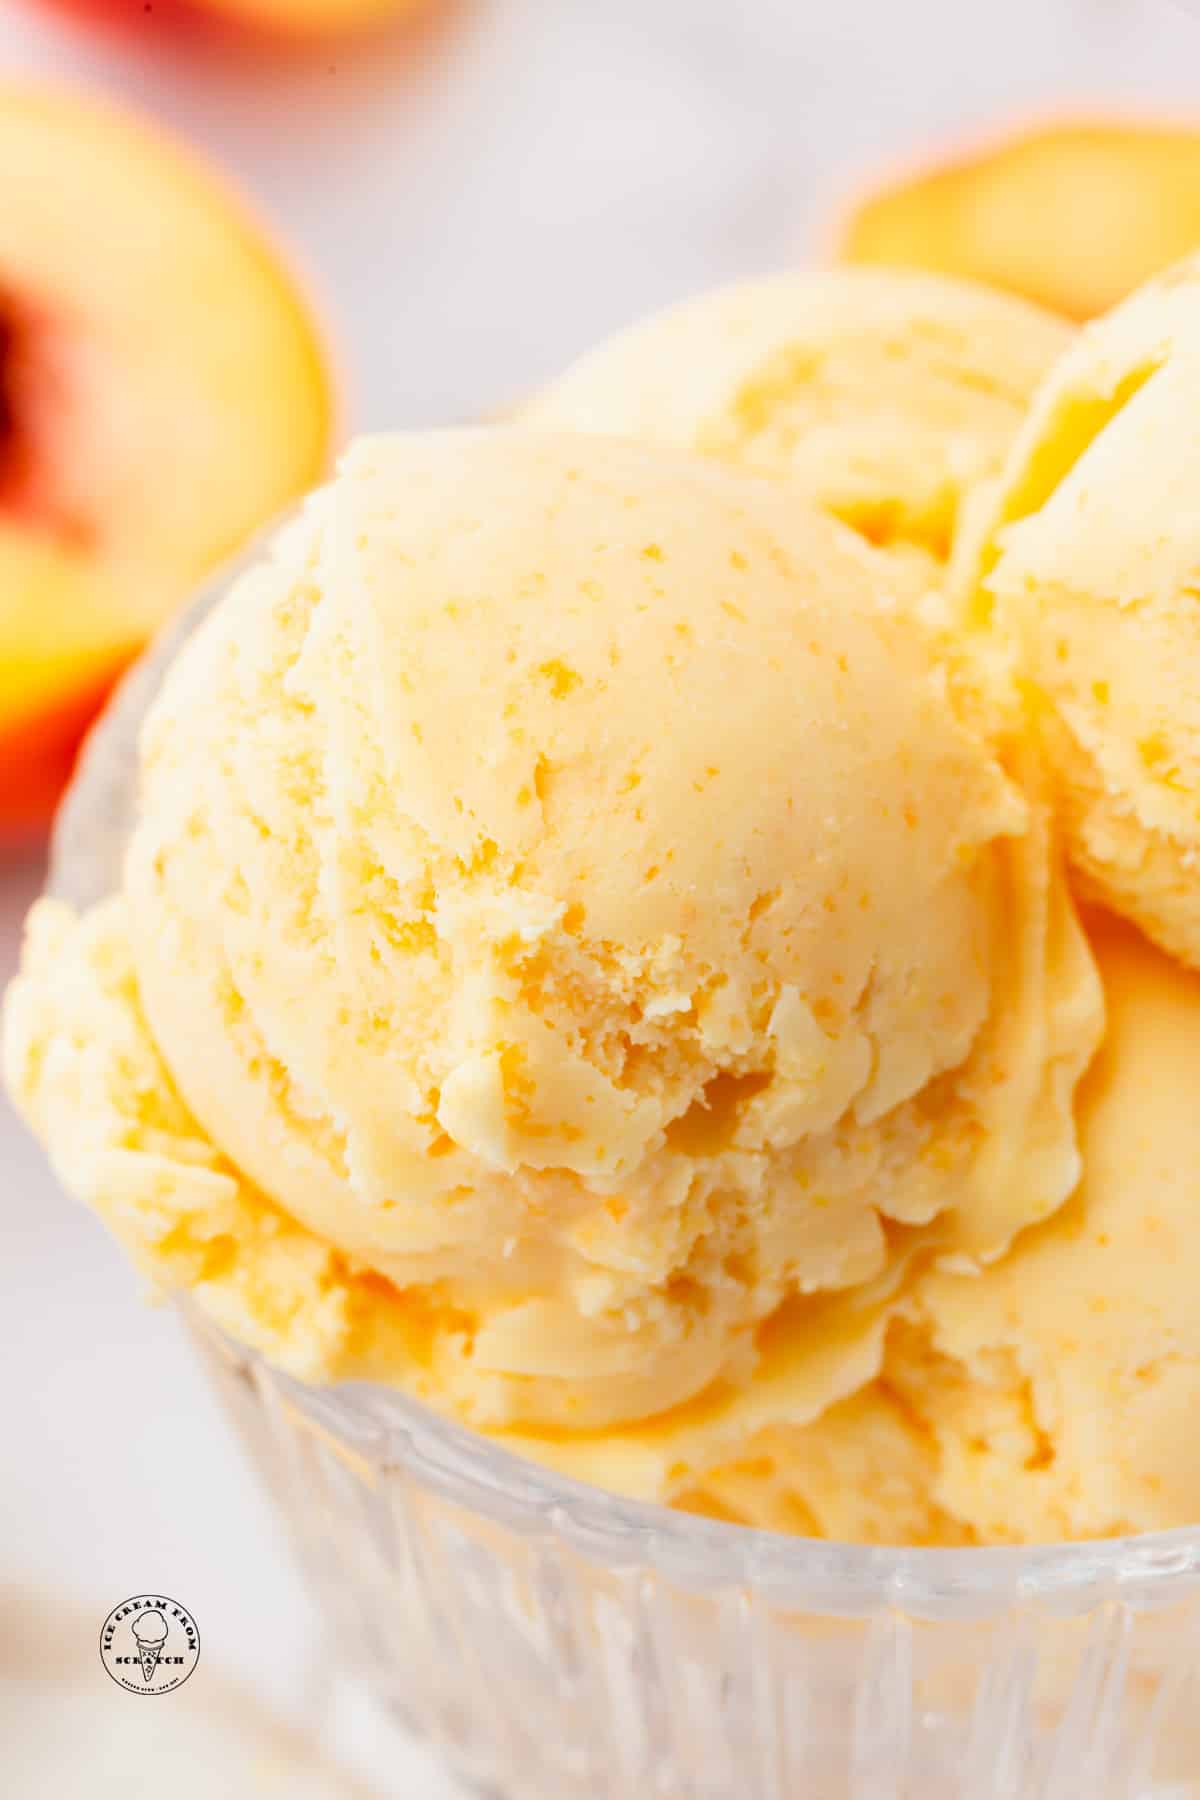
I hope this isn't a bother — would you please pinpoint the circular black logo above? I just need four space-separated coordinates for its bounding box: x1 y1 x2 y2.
100 1596 200 1695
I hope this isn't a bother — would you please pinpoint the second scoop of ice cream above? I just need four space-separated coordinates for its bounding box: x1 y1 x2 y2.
523 268 1072 570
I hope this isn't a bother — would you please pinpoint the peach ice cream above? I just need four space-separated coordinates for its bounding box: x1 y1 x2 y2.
965 254 1200 968
689 919 1200 1543
4 430 1098 1456
523 268 1071 573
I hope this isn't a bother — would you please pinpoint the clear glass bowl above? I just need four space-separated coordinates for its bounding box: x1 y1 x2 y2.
49 532 1200 1799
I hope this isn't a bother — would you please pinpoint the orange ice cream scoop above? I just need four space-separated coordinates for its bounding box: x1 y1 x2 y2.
5 430 1099 1455
524 268 1070 570
961 253 1200 967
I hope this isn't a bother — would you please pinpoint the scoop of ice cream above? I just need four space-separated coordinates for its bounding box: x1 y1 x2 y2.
6 431 1099 1445
523 269 1072 571
689 916 1200 1543
963 254 1200 966
132 1611 168 1647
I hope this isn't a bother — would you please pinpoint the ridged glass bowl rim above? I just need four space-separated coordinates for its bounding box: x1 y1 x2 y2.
51 509 1200 1615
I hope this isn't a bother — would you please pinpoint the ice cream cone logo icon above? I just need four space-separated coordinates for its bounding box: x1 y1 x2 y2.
132 1611 168 1684
100 1595 200 1695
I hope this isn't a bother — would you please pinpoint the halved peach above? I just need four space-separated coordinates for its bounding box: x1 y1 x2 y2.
0 87 333 839
839 118 1200 322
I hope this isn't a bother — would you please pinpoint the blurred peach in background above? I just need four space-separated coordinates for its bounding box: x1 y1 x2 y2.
0 86 333 842
36 0 435 49
839 117 1200 321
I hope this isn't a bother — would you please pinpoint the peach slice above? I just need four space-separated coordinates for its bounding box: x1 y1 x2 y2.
0 87 333 839
839 119 1200 322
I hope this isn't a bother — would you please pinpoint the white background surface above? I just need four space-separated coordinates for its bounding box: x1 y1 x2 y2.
3 0 1200 1791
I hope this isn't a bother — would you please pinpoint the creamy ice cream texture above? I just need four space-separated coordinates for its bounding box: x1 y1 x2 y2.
523 268 1072 572
689 919 1200 1543
5 428 1099 1470
963 253 1200 968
